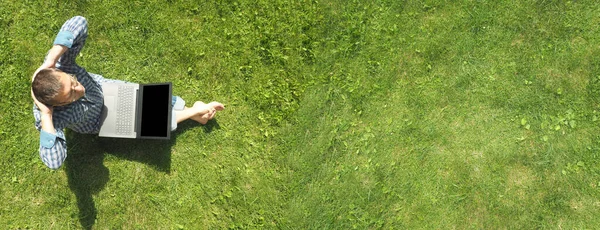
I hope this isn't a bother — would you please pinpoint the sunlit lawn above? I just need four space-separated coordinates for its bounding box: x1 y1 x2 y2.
2 0 600 229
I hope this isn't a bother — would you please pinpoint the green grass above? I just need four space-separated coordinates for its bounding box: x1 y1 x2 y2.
2 0 600 229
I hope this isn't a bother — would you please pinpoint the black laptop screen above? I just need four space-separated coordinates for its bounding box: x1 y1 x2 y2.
139 84 171 138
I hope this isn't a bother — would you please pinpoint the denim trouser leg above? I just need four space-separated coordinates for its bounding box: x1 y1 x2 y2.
171 96 185 131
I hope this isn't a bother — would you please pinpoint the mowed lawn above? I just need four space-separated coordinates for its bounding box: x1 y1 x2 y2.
2 0 600 229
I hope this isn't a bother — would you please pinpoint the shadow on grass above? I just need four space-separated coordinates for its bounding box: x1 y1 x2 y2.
64 120 219 229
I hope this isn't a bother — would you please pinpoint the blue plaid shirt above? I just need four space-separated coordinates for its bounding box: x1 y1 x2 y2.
34 17 127 169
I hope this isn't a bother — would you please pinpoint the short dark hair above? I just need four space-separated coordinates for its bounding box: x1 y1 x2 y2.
32 68 62 105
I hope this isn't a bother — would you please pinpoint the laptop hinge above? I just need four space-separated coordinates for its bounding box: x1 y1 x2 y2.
135 88 142 138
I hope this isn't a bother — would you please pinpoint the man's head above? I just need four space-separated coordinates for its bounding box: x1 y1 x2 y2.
31 68 86 106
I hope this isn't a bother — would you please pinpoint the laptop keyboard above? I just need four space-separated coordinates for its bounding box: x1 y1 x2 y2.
116 85 135 135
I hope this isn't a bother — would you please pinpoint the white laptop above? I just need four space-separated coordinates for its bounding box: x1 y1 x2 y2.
99 82 172 139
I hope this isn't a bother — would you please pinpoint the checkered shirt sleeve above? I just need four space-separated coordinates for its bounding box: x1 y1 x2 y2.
35 16 89 170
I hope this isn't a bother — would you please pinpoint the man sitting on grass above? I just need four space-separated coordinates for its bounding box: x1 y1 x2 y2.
31 16 224 170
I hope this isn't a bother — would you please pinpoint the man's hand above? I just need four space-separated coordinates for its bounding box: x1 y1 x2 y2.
39 60 56 69
43 45 67 68
31 89 53 115
31 44 67 81
31 50 59 80
32 89 56 134
35 60 56 72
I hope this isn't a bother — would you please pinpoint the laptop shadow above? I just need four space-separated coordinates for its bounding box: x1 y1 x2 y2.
64 119 218 229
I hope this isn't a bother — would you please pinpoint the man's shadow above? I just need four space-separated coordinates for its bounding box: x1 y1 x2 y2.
64 120 219 229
